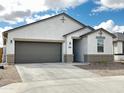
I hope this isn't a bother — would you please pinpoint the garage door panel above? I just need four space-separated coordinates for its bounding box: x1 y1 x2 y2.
15 42 62 63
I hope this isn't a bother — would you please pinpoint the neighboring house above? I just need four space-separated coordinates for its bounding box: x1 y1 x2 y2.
114 33 124 61
2 13 115 64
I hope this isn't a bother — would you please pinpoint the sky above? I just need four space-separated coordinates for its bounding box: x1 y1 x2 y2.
0 0 124 47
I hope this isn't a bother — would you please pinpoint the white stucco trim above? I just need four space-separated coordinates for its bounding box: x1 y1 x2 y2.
14 38 65 43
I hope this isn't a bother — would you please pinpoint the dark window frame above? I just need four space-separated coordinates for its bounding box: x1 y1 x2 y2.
96 37 105 53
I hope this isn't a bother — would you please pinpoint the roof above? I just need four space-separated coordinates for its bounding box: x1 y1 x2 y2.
63 26 94 37
80 28 116 38
114 33 124 41
3 13 85 34
63 27 85 37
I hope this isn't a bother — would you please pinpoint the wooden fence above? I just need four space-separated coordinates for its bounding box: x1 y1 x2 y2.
0 48 3 63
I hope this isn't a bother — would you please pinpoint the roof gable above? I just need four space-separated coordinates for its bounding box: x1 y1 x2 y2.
3 13 85 34
80 28 116 38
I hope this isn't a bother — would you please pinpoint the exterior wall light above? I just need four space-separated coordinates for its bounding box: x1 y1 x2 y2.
10 40 13 43
68 42 72 48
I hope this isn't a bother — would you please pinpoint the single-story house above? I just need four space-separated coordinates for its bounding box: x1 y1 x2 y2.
114 33 124 61
3 13 116 64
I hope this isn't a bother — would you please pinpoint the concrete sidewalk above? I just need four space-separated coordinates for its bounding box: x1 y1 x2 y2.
0 76 124 93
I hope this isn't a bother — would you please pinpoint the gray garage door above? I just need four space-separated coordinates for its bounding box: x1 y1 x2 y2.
15 41 62 63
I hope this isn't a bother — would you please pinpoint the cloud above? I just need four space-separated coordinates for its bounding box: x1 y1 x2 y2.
45 0 87 10
94 20 124 32
25 14 55 24
0 0 87 23
0 26 13 47
0 5 4 11
92 0 124 12
0 10 31 24
92 6 109 12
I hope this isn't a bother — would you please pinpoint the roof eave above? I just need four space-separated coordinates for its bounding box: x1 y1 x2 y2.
4 13 86 34
63 26 94 37
63 27 86 37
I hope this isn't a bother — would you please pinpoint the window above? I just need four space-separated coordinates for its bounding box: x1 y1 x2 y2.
97 37 104 52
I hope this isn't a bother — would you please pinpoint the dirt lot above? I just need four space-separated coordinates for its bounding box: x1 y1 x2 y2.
75 62 124 76
0 65 22 87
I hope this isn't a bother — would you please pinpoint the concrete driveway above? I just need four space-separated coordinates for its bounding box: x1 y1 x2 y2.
15 63 99 82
